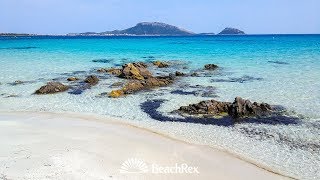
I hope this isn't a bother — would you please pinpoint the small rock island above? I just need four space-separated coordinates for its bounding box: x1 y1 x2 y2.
218 27 245 35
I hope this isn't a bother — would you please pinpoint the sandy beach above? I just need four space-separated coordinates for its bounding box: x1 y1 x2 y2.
0 112 287 180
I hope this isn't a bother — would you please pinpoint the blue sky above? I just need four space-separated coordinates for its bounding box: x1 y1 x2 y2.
1 0 319 34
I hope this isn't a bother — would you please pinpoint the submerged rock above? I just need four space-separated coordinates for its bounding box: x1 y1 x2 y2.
267 61 289 65
4 94 20 98
35 82 69 94
211 75 263 83
110 76 174 97
123 76 173 94
92 58 113 63
84 75 99 86
8 80 25 86
177 97 275 119
110 81 124 87
67 77 79 81
153 61 169 68
204 64 218 70
190 72 199 77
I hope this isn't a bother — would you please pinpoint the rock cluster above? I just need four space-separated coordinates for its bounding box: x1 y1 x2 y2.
178 97 274 119
119 62 152 80
35 82 69 94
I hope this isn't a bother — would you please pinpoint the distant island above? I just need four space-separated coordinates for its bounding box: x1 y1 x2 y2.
218 27 245 35
0 33 36 36
67 22 195 36
67 22 245 36
1 22 246 36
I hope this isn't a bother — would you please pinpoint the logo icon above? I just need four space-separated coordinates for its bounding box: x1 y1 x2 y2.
120 158 149 173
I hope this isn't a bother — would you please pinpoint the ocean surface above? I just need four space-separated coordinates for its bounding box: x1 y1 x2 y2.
0 35 319 179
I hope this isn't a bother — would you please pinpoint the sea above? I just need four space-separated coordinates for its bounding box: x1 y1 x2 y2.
0 35 319 179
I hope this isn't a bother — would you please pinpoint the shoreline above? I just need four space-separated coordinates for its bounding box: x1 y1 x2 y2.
0 111 287 179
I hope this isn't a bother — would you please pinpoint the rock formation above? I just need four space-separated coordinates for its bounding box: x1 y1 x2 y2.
35 82 69 94
204 64 219 70
84 75 99 85
177 97 274 119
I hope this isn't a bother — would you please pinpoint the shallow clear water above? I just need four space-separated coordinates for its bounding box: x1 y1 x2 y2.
0 35 320 179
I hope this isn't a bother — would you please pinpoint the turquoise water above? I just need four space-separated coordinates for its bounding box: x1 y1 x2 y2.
0 35 320 179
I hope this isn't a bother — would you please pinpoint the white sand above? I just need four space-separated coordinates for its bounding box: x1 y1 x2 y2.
0 112 287 180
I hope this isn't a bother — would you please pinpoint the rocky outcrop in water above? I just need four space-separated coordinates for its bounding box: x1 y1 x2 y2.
204 64 219 70
84 75 99 86
35 82 69 94
177 97 274 119
67 77 79 81
175 71 185 76
218 28 245 35
119 62 152 80
153 61 169 68
178 100 231 117
229 97 273 118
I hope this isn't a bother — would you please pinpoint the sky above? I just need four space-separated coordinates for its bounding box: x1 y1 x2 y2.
1 0 319 34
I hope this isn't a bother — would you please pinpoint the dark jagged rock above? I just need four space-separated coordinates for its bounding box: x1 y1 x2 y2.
204 64 219 70
141 99 299 126
177 97 276 119
175 71 185 76
84 75 99 86
218 27 245 35
35 82 69 94
153 61 169 68
179 99 231 117
229 97 273 118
